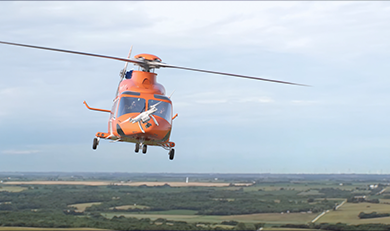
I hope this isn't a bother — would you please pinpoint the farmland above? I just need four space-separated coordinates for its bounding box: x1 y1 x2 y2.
317 201 390 224
69 202 102 212
103 210 317 224
4 181 231 187
1 172 390 230
0 186 28 192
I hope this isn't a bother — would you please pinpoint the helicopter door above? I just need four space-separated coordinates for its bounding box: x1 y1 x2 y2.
111 99 119 119
108 99 119 135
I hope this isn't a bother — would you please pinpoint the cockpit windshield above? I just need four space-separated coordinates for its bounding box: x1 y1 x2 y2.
117 97 146 117
148 99 172 122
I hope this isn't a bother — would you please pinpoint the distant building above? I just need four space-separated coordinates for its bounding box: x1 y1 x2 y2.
351 195 366 203
369 184 378 189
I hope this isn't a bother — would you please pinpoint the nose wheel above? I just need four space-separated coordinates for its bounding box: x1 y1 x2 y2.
169 149 175 160
135 143 140 153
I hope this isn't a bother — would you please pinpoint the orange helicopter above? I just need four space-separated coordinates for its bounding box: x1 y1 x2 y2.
0 41 307 160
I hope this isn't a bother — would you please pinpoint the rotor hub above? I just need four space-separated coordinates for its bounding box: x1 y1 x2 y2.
134 54 162 72
134 54 161 62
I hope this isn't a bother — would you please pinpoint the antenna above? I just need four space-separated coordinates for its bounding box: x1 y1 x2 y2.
120 46 133 80
169 90 176 99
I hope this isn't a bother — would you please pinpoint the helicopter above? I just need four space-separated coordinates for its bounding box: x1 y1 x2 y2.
0 41 307 160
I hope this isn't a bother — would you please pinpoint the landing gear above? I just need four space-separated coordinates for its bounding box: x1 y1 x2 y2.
142 145 147 154
135 143 147 154
169 149 175 160
92 137 99 150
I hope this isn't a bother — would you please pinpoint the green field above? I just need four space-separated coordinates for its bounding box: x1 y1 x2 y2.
139 209 197 215
103 210 319 224
110 204 150 210
0 228 106 231
68 202 102 212
244 183 362 192
0 186 28 192
317 202 390 224
297 190 323 196
262 228 318 231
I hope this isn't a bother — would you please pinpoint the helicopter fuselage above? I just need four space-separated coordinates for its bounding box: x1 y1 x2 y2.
86 69 176 152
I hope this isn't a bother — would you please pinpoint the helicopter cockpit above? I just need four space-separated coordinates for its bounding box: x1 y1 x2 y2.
117 95 172 123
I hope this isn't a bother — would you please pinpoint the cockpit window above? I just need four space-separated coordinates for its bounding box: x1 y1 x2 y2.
148 99 172 122
118 97 146 117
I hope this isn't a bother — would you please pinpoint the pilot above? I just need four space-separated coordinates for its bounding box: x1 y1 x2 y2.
120 99 136 115
131 98 144 113
158 105 166 117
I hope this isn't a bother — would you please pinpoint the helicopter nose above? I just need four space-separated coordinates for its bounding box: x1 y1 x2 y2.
116 116 171 138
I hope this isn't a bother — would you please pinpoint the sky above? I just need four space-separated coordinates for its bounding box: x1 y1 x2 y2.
1 1 390 174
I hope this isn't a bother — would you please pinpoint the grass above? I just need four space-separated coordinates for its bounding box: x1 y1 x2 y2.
213 198 235 202
0 186 28 192
317 202 390 224
110 204 150 210
262 228 318 231
102 210 319 224
3 181 111 186
298 190 323 196
68 202 102 212
211 224 235 229
351 190 371 194
140 209 197 215
0 228 106 231
246 183 359 192
3 181 231 187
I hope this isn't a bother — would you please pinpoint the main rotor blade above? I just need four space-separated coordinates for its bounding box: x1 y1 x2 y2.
0 41 144 66
0 40 309 86
160 63 309 87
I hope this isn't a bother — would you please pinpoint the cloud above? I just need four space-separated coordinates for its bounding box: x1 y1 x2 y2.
1 150 40 155
290 100 318 106
3 1 390 59
194 99 228 104
237 97 275 104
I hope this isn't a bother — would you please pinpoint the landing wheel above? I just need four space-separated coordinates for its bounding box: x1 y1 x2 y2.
169 149 175 160
142 145 147 154
92 138 98 150
135 143 140 153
